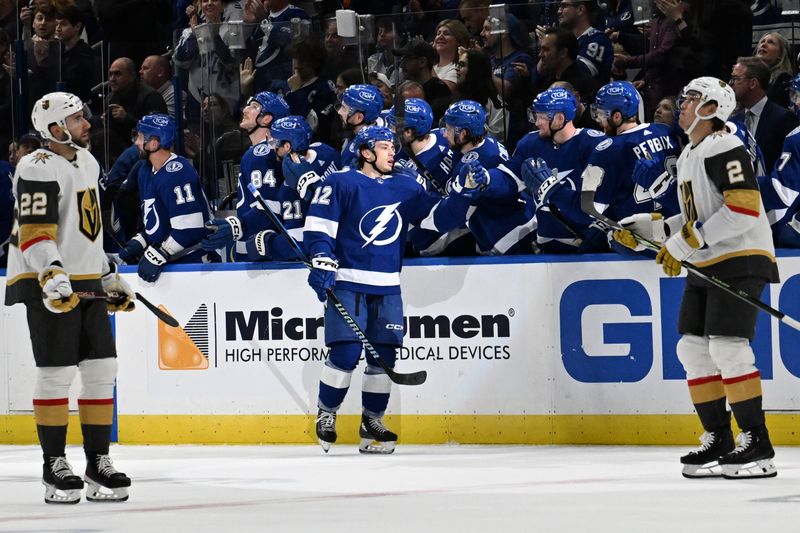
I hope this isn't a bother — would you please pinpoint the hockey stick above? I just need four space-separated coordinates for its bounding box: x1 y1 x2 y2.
578 188 800 331
247 183 427 386
400 139 448 196
76 291 179 327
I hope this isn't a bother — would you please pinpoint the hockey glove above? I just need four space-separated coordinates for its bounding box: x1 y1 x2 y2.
613 213 667 252
631 157 663 189
39 264 79 313
307 252 338 302
244 230 276 261
450 160 490 199
523 158 567 209
657 221 705 276
577 221 612 254
283 154 322 201
138 246 170 283
101 261 135 312
118 234 146 265
201 216 243 251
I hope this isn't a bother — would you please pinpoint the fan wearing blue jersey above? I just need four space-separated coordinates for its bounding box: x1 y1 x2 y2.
759 76 800 247
239 115 341 261
442 100 537 255
338 84 383 169
511 87 608 253
200 92 290 261
577 81 681 253
305 126 485 454
118 115 219 282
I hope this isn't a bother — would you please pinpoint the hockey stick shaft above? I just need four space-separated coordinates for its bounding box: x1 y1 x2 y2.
247 184 426 386
400 139 448 196
579 191 800 331
76 291 179 327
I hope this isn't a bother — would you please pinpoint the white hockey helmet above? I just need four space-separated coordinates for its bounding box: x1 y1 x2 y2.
31 92 86 147
679 77 736 136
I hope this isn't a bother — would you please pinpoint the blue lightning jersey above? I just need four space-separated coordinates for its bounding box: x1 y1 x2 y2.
761 125 800 245
585 123 681 221
250 5 310 93
284 78 337 121
509 128 608 251
137 154 213 262
450 137 537 255
396 129 455 193
304 168 472 295
340 135 361 170
236 141 280 243
577 27 613 83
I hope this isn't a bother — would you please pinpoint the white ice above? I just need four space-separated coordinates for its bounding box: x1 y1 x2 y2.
1 444 799 532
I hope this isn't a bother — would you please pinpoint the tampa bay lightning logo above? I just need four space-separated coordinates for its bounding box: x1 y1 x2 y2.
165 161 183 173
461 151 479 163
595 138 613 151
253 143 270 156
142 198 160 235
359 202 403 247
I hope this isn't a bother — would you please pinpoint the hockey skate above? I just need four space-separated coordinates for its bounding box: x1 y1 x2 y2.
43 455 83 504
316 409 337 453
359 414 397 454
680 428 734 478
719 426 777 479
84 454 131 502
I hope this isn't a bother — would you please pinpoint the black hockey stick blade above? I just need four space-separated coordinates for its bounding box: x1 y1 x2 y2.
134 292 179 327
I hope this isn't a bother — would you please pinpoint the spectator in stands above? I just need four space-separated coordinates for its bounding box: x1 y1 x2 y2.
730 56 798 171
534 27 594 104
30 6 57 42
105 57 168 164
319 18 359 83
613 2 680 119
433 19 471 92
367 17 398 85
754 32 794 108
285 38 337 139
557 0 613 89
458 0 489 46
652 96 678 128
175 0 239 129
369 71 394 110
394 40 452 122
335 67 364 99
140 55 179 118
454 48 507 140
0 0 17 40
54 6 97 104
94 0 172 65
399 80 426 101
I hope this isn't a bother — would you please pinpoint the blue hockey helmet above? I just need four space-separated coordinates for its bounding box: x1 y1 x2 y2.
592 81 640 121
443 100 486 137
354 125 396 152
379 107 396 129
271 115 313 152
402 98 434 136
135 114 175 149
341 84 383 123
790 74 800 117
249 91 290 121
529 87 577 123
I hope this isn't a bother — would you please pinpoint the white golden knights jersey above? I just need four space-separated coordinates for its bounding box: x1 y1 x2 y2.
675 132 779 281
5 148 107 304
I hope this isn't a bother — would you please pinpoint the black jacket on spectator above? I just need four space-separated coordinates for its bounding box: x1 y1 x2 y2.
423 77 452 123
106 81 168 163
733 100 799 171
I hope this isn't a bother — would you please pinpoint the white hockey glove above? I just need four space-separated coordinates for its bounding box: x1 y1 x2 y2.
38 264 80 313
612 213 667 252
101 261 135 312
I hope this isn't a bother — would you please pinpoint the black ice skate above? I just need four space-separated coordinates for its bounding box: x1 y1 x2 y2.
43 455 83 504
719 426 777 479
680 428 734 478
84 454 131 502
359 414 397 454
316 409 337 453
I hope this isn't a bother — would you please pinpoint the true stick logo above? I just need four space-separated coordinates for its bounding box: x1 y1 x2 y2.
157 304 209 370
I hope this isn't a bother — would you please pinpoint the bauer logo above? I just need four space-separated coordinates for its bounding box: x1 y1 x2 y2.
157 303 209 370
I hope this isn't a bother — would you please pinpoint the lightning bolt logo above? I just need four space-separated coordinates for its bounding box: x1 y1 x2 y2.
143 198 161 236
359 202 402 248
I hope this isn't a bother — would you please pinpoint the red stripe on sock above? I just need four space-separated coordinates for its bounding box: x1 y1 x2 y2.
722 371 761 385
77 398 114 405
33 398 69 406
687 375 723 386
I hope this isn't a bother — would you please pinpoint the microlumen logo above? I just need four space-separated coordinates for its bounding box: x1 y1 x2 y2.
157 304 209 370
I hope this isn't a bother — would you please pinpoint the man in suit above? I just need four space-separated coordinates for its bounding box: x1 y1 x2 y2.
731 56 798 170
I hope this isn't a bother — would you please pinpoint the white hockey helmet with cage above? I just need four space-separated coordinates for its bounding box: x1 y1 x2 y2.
679 77 736 136
31 92 86 148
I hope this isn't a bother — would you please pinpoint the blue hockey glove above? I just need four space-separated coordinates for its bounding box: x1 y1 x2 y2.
521 157 556 192
118 234 146 265
631 157 664 188
244 230 276 261
577 221 612 254
137 246 170 283
450 160 490 199
201 216 242 251
307 252 338 302
282 154 322 201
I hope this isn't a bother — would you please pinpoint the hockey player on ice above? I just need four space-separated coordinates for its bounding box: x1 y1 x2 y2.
4 92 134 503
337 84 384 170
303 125 485 453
